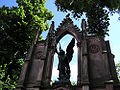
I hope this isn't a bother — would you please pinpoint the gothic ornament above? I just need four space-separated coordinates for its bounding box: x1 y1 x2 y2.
89 44 100 54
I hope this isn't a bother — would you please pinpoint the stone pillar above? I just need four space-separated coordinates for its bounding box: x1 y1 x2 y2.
105 41 119 83
42 22 56 87
77 42 82 86
101 38 110 80
80 19 89 86
42 49 55 87
81 39 89 84
81 38 89 90
16 60 30 89
77 38 89 86
24 42 46 88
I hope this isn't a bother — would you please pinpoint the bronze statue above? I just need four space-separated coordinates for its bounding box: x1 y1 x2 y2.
55 38 75 82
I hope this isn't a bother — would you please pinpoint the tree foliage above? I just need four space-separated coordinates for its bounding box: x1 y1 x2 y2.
116 62 120 81
0 0 53 89
86 3 110 36
55 0 120 36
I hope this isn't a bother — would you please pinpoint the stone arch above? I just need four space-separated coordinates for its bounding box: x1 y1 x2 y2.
49 17 85 86
52 34 77 81
55 18 82 43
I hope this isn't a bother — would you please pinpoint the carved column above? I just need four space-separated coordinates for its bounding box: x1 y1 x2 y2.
81 39 89 90
42 48 55 87
24 41 46 88
105 41 119 84
101 38 110 81
77 40 89 85
81 19 89 88
42 21 56 87
82 39 89 81
77 19 89 87
77 42 82 86
16 60 30 89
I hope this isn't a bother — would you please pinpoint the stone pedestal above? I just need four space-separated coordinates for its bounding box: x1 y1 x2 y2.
52 81 71 89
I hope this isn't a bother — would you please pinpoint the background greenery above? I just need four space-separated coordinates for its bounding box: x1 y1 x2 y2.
0 0 53 89
116 62 120 81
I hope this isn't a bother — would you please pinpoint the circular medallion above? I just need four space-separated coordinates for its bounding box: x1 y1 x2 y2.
89 44 100 54
35 51 42 59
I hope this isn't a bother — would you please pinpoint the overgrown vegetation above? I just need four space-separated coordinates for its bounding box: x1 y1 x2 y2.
55 0 120 36
0 0 53 89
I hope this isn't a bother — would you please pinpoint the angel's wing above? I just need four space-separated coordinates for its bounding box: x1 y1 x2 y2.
65 38 75 62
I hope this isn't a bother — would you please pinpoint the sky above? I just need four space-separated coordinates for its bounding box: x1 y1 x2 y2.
0 0 120 82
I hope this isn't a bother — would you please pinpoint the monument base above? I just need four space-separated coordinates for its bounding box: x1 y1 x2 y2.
52 80 71 89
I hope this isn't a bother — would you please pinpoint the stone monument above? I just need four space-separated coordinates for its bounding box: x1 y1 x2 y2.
16 15 120 90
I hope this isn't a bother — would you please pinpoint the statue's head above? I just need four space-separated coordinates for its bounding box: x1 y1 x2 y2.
60 49 65 55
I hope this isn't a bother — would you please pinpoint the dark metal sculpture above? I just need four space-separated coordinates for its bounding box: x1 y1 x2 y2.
55 38 75 82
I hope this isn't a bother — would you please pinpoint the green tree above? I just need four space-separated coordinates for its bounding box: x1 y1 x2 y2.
116 62 120 81
0 0 53 89
55 0 120 36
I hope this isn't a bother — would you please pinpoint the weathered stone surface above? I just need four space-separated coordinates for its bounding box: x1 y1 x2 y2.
87 37 110 87
26 41 45 86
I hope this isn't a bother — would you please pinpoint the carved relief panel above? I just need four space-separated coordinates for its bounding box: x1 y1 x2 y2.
27 41 46 84
89 44 100 54
33 41 46 60
87 37 110 87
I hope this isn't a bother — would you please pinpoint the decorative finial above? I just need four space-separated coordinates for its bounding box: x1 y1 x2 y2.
81 19 86 31
66 13 70 18
52 21 54 24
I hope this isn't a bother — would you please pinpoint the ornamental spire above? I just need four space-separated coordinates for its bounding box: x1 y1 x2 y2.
81 19 86 31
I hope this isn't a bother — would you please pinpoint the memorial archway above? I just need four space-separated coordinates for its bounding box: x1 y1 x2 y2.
46 16 90 86
51 34 78 82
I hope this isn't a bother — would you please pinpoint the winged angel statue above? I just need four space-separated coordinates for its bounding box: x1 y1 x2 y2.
55 38 75 82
